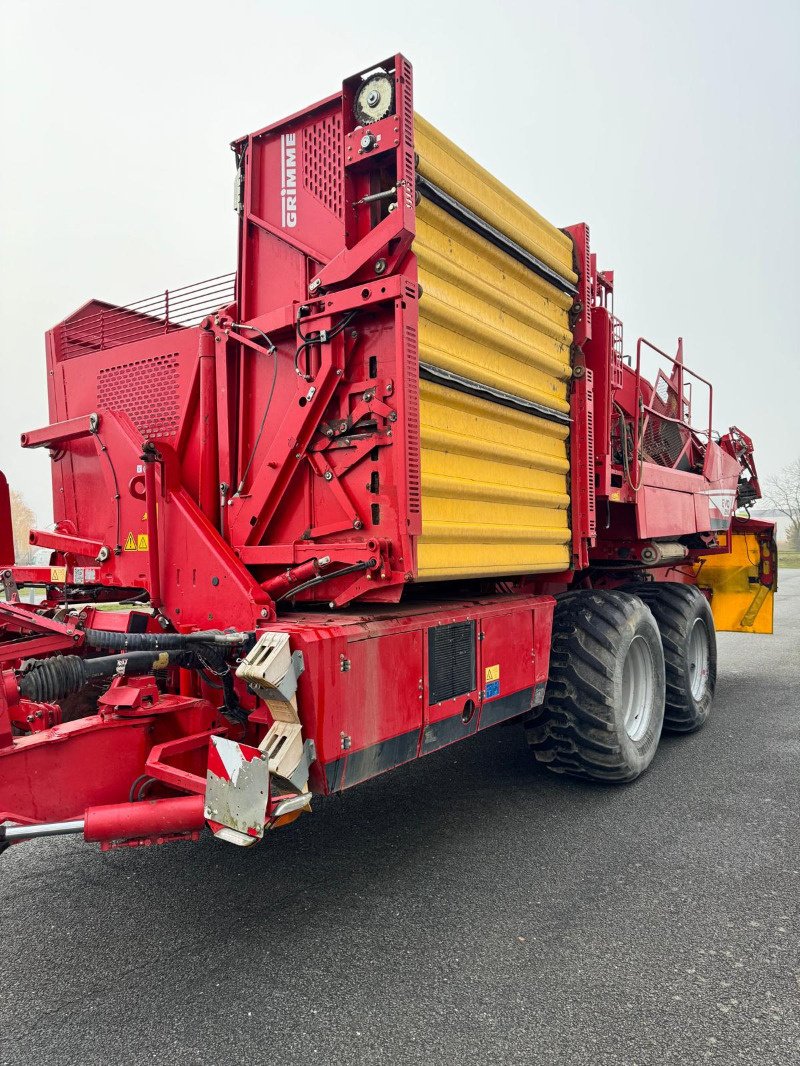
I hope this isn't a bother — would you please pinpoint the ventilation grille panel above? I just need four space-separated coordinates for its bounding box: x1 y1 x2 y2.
303 114 343 219
428 621 476 705
404 324 421 515
97 353 180 439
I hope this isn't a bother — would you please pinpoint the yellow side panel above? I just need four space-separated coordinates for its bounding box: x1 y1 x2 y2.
417 382 571 580
697 531 776 634
415 115 577 286
413 118 574 582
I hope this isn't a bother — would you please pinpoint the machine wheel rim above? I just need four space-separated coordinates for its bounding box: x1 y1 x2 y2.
622 635 655 741
688 618 710 701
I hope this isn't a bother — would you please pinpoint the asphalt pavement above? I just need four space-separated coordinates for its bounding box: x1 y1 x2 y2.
1 573 798 1066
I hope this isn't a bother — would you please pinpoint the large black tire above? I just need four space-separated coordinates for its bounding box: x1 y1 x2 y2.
624 583 717 733
525 590 666 783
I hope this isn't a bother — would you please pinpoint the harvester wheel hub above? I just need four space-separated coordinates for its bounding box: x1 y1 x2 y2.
621 634 656 742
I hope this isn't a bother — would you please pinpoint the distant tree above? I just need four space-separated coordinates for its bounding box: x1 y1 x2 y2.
766 458 800 551
10 489 37 565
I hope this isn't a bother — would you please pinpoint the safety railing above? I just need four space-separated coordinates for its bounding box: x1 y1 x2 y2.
58 273 236 359
634 337 713 473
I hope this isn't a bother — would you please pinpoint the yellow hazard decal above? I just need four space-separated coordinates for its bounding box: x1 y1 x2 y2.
50 566 67 582
485 664 500 682
124 532 149 551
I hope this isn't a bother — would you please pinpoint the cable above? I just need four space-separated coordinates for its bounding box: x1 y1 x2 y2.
235 338 278 496
229 323 277 354
276 559 375 602
234 311 355 493
94 429 122 554
294 310 358 380
614 401 643 493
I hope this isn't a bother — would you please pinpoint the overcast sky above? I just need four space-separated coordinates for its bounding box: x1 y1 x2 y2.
1 0 797 525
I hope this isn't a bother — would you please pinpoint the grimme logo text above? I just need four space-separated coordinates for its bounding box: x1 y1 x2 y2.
281 133 297 228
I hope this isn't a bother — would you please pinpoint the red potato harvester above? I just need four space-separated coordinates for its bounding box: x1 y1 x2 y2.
0 55 776 857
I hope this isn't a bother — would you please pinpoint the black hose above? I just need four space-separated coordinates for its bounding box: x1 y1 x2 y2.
83 629 253 652
276 559 375 602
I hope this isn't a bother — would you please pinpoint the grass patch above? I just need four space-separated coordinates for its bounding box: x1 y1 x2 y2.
778 551 800 570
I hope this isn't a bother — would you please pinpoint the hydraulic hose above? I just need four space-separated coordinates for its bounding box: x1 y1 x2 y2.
83 629 253 652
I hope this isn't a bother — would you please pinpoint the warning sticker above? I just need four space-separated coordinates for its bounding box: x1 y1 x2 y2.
50 566 67 582
484 664 500 700
124 532 137 551
137 533 148 551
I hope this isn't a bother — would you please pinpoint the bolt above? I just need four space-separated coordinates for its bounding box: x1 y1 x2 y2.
360 133 376 152
261 608 268 618
324 470 333 481
389 411 397 422
353 520 362 530
374 258 387 275
367 89 380 107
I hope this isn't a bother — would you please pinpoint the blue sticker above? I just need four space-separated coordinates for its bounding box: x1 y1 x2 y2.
485 679 500 699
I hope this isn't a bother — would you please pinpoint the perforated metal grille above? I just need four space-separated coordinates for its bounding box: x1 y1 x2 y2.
303 115 343 218
653 375 676 415
97 353 180 439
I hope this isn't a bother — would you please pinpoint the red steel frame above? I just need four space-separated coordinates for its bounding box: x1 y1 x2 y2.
0 54 771 850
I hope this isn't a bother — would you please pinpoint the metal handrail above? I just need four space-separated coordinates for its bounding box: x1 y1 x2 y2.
634 336 714 473
59 272 236 357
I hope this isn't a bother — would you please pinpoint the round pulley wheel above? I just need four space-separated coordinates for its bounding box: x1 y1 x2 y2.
354 74 394 125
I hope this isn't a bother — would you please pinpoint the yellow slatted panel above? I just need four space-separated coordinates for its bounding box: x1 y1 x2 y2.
417 382 571 579
416 199 572 411
415 114 577 286
413 118 574 581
